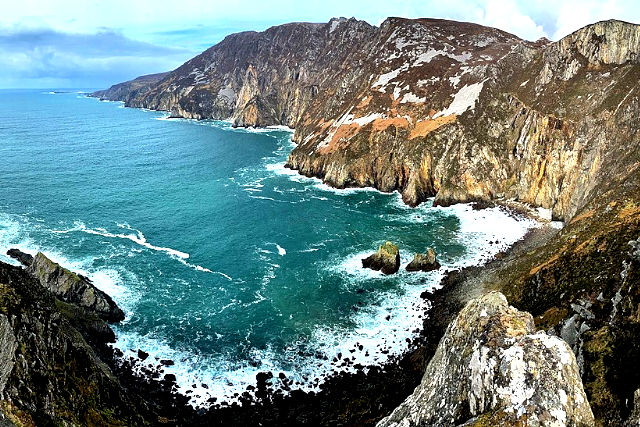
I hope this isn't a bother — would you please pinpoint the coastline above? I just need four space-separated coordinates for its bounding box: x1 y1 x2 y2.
22 94 560 424
107 204 557 426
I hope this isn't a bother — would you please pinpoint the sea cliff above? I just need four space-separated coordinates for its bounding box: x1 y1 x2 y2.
2 16 636 426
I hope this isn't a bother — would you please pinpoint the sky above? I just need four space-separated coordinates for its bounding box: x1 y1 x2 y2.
1 0 639 89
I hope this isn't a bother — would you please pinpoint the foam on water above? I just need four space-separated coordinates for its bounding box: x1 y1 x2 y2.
53 221 190 259
0 213 140 314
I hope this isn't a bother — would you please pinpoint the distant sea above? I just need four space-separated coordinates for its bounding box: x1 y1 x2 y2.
0 89 536 406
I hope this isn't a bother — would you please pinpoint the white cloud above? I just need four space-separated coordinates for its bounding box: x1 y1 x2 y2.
2 0 640 87
476 0 546 40
551 0 625 39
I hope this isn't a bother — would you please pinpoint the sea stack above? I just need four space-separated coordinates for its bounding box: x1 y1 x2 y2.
406 248 440 272
362 241 401 275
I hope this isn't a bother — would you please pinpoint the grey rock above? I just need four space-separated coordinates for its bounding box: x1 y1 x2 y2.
362 241 400 275
406 248 441 272
0 314 17 396
27 252 124 322
377 292 594 427
6 249 33 268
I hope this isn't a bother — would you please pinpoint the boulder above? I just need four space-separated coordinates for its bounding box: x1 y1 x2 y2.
406 248 441 272
27 252 125 323
362 242 400 275
378 292 594 427
6 249 34 267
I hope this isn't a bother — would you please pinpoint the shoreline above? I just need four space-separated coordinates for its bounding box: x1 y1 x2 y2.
42 93 561 423
103 204 558 426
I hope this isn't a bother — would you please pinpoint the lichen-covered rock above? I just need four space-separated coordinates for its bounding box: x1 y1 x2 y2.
0 314 17 397
362 241 400 275
406 248 441 272
555 20 640 66
27 252 124 322
378 292 594 427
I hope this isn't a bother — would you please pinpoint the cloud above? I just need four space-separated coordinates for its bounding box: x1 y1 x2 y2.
551 0 626 39
0 28 195 88
2 1 640 88
476 0 546 40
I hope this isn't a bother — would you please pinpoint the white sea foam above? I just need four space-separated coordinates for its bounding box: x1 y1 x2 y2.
0 213 140 314
275 244 287 256
2 105 541 409
54 221 190 259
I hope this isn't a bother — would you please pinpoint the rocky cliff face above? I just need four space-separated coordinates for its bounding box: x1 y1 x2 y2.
24 252 125 322
95 18 640 222
378 292 594 426
97 18 376 126
0 262 144 425
92 72 168 102
0 257 197 426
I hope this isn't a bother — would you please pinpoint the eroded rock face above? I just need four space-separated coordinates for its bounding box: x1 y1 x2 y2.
362 241 401 275
406 248 440 272
0 314 17 397
94 18 640 222
555 20 640 66
0 261 157 425
378 292 594 427
26 252 124 322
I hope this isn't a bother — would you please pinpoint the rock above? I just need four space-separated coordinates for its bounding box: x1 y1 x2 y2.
406 248 441 272
0 260 164 425
27 252 125 323
160 359 174 366
362 242 400 275
377 292 594 427
0 314 17 396
626 388 640 426
138 350 149 361
6 249 33 267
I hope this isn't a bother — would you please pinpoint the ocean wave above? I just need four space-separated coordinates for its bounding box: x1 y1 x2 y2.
54 221 189 259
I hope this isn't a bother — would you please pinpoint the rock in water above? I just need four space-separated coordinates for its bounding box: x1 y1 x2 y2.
27 252 125 322
6 248 34 267
377 292 594 427
406 248 440 272
362 241 400 275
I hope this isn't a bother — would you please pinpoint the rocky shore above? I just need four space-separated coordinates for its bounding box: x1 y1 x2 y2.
4 14 640 427
0 214 568 426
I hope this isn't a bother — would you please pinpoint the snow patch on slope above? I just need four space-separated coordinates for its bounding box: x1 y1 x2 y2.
433 81 486 118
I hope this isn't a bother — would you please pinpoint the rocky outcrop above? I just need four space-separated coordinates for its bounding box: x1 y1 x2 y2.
378 292 594 426
0 262 144 425
22 252 124 322
362 241 401 274
0 315 16 396
555 20 640 66
5 250 32 268
406 249 440 272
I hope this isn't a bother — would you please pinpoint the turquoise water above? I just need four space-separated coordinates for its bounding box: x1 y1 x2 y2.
0 89 535 406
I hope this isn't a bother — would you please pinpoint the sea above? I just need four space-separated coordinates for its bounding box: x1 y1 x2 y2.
0 89 537 407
